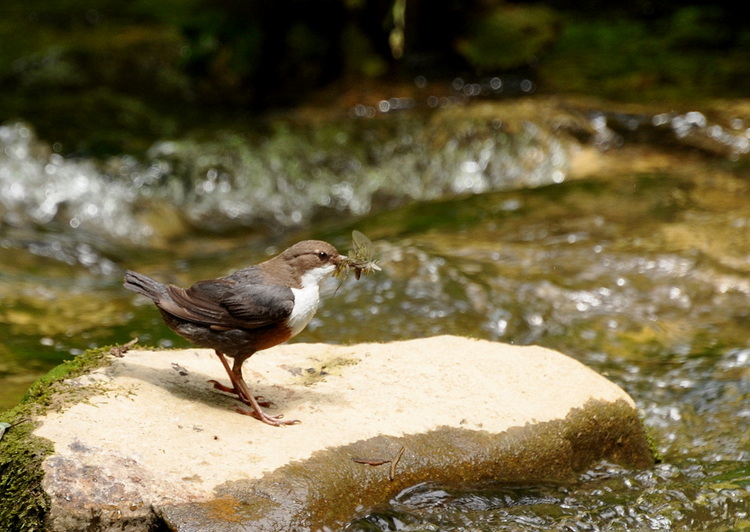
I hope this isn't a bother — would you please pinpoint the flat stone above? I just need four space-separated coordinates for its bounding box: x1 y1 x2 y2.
28 336 652 531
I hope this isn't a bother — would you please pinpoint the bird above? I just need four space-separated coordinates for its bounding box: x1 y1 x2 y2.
123 240 343 426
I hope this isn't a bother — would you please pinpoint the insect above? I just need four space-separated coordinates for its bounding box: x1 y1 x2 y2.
0 419 28 442
336 230 382 280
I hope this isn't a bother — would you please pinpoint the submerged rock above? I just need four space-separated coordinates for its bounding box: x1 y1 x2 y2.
3 336 652 531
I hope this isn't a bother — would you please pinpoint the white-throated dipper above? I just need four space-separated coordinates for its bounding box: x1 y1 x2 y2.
123 240 343 426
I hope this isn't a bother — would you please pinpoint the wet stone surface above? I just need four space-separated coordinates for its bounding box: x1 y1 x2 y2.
11 337 651 531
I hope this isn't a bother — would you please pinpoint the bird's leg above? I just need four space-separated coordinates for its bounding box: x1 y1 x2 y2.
210 352 272 407
230 356 300 427
213 351 299 426
212 351 246 396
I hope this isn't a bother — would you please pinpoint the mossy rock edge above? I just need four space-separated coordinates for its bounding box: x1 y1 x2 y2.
0 345 127 531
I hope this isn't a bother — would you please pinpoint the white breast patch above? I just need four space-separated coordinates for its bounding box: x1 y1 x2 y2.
287 264 335 337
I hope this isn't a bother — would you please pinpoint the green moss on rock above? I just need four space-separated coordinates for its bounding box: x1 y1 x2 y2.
0 419 52 532
0 344 137 531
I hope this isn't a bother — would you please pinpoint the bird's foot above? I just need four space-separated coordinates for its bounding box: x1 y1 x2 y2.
235 405 301 426
208 379 235 394
208 380 273 407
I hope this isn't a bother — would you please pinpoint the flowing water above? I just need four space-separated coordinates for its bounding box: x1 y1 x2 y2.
1 93 748 530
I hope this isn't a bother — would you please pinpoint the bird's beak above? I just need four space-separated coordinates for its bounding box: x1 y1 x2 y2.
333 255 347 276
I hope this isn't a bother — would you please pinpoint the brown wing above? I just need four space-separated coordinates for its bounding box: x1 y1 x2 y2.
157 277 294 330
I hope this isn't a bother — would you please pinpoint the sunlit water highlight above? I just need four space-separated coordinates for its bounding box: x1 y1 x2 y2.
1 96 749 530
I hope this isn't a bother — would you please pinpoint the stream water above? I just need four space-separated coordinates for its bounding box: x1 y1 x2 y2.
0 93 748 530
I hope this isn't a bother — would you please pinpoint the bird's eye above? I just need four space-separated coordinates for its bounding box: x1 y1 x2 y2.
317 251 328 260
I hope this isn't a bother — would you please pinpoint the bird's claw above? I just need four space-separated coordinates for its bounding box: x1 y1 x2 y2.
208 379 234 393
235 405 300 426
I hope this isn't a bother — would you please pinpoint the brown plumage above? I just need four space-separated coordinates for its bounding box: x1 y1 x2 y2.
124 240 343 426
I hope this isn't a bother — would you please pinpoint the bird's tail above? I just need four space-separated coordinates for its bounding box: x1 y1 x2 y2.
123 270 168 302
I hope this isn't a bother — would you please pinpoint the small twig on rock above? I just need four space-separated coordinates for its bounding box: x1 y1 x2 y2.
352 445 406 481
389 446 406 481
351 457 391 466
110 338 138 357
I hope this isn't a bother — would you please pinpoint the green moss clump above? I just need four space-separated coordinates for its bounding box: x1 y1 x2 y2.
0 418 53 532
0 344 133 530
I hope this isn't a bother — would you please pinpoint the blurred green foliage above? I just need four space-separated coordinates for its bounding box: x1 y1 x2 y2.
540 6 750 100
1 1 749 154
457 5 559 71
